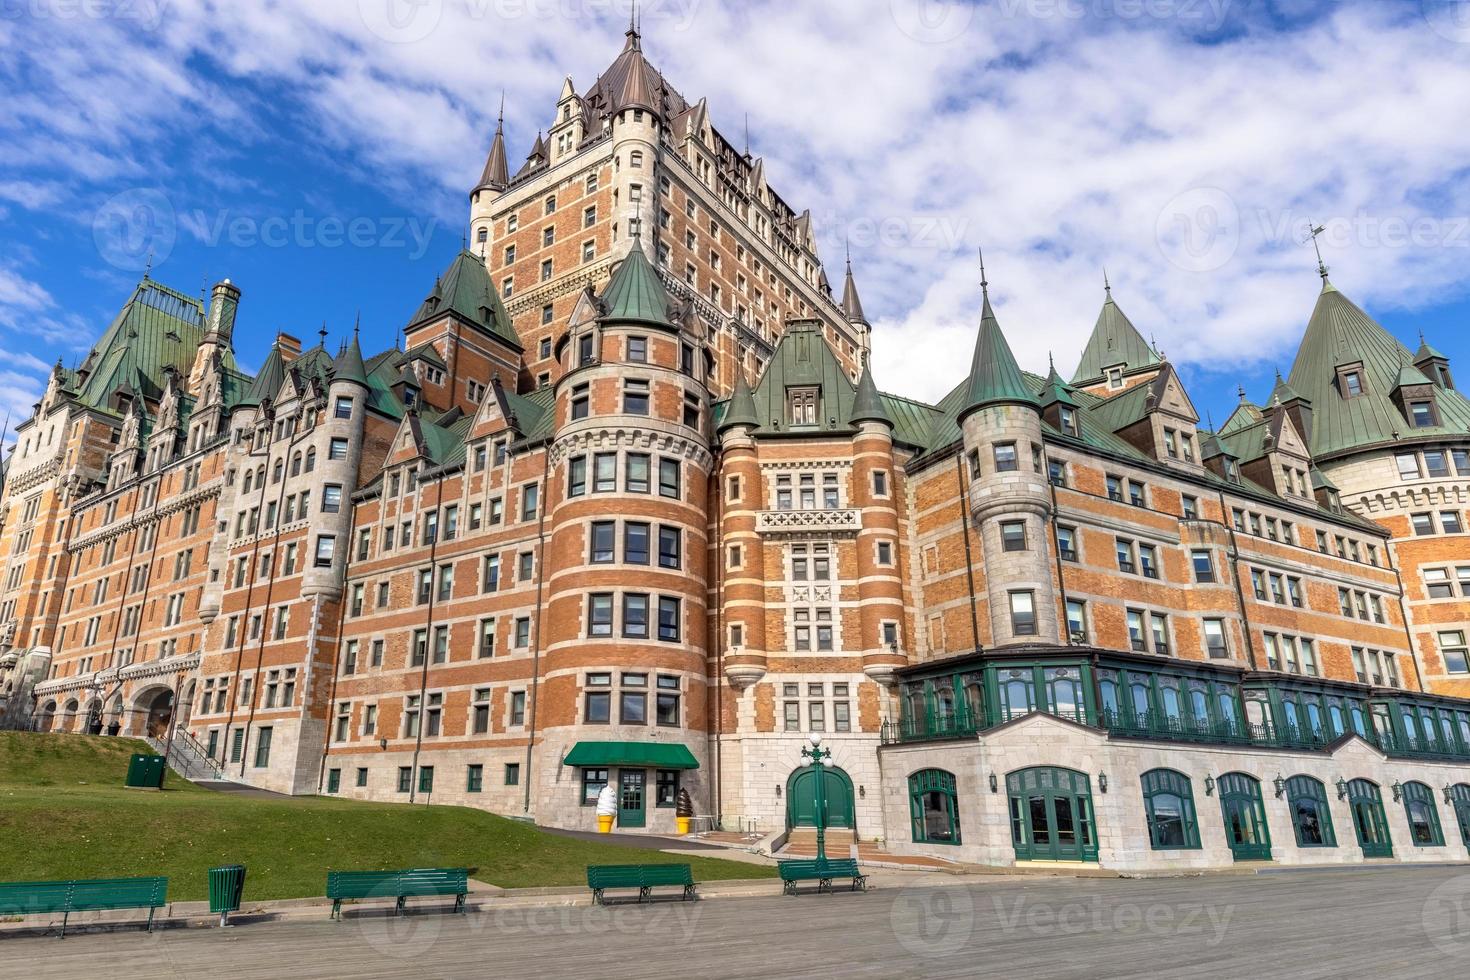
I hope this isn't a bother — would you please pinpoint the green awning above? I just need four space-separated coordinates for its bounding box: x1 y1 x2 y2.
562 741 699 770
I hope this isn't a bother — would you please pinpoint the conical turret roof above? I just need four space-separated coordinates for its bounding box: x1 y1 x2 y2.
959 285 1037 418
717 363 759 433
848 361 892 426
476 110 509 191
333 329 369 388
841 258 866 324
599 242 671 328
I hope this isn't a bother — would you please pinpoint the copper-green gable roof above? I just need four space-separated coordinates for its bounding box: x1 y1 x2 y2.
409 250 520 349
239 341 287 408
599 243 672 328
1286 279 1470 459
747 321 857 436
1037 363 1079 409
1072 288 1159 384
1415 336 1448 363
74 279 236 412
848 363 892 427
959 288 1036 418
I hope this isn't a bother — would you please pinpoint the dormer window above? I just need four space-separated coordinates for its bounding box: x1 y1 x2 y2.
787 387 819 426
1059 406 1078 436
1107 367 1124 388
1409 400 1437 428
577 333 595 366
1224 457 1241 483
1340 368 1364 397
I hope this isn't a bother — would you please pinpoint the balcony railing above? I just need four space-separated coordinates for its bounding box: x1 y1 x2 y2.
756 508 859 535
881 703 1470 762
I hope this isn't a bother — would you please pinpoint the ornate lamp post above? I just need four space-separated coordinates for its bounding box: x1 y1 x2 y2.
798 733 833 863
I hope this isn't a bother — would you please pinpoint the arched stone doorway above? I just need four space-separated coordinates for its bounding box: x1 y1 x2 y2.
177 679 196 730
60 698 79 732
83 699 103 735
133 687 175 739
35 700 56 732
106 697 124 735
785 765 856 831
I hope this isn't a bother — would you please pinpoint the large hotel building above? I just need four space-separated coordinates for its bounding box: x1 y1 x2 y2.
3 26 1470 871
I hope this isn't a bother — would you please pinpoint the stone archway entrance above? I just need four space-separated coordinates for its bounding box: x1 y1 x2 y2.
36 700 56 732
135 687 175 739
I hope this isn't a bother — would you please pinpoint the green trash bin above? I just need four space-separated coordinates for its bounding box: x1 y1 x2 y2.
125 753 166 789
208 865 247 926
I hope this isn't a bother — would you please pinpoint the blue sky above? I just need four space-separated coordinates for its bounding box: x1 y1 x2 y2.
4 0 1470 441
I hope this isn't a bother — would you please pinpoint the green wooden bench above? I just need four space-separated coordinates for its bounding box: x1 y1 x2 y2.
586 864 697 905
326 868 469 919
0 876 168 936
777 859 867 895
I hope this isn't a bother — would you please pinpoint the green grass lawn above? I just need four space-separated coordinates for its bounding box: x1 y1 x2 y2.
0 731 771 901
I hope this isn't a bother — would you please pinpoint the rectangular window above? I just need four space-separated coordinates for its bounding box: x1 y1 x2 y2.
1000 520 1027 552
993 442 1018 472
581 768 609 804
590 521 616 563
568 456 587 497
466 764 483 793
624 522 650 565
622 593 649 638
1396 452 1422 480
509 691 525 726
1009 591 1036 636
397 767 412 793
521 484 539 521
658 526 682 569
588 593 614 637
624 379 650 415
1191 549 1214 583
1411 512 1436 535
657 596 681 642
658 458 681 499
1440 631 1469 674
515 617 531 648
1065 599 1087 644
626 453 651 493
252 727 273 768
620 690 647 725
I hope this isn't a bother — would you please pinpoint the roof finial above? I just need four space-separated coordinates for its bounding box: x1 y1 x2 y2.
143 250 153 281
1048 350 1056 374
1303 220 1329 281
319 321 328 348
978 245 988 295
1237 384 1247 401
498 91 505 126
1103 266 1111 296
743 112 750 157
845 235 851 269
354 311 361 340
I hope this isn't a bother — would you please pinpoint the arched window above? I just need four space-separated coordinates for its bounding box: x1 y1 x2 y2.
291 451 302 477
909 769 960 844
1141 768 1199 850
272 459 284 484
1285 775 1336 848
1448 784 1470 848
305 447 316 473
243 470 253 494
1401 781 1444 846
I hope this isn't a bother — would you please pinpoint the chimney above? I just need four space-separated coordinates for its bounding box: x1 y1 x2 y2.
205 279 241 346
276 332 303 363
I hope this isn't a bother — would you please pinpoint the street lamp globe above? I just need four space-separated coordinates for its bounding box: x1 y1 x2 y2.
808 733 822 746
798 756 812 767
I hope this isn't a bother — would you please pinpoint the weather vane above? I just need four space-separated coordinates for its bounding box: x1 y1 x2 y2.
1301 220 1329 280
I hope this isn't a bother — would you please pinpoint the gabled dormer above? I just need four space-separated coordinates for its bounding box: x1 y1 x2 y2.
1413 334 1454 391
1391 359 1441 430
1071 282 1162 396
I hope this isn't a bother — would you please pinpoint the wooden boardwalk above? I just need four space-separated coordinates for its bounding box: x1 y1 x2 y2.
5 866 1467 979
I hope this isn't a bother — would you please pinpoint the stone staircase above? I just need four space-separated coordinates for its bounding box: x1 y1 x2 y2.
146 730 227 783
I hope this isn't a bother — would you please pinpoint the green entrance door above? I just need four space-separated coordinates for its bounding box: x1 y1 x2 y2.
1347 779 1393 858
785 766 855 830
1218 772 1272 861
1006 767 1098 862
618 770 646 828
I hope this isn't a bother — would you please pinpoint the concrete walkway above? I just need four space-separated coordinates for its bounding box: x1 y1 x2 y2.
4 866 1468 978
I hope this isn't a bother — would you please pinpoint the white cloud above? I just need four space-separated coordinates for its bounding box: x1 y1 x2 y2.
5 1 1470 407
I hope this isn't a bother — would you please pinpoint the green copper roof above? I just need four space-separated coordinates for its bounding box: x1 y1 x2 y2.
1415 337 1447 363
1072 288 1159 384
848 362 892 427
717 366 759 432
409 250 520 349
1286 279 1470 459
333 333 369 388
746 321 858 436
239 341 287 408
73 280 237 412
1269 370 1305 405
1038 362 1079 409
599 242 672 328
959 288 1036 417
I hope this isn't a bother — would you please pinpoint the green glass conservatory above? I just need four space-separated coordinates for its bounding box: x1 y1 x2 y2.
883 648 1470 764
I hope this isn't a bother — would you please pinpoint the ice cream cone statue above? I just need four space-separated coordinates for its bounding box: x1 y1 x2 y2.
675 788 693 835
595 782 617 833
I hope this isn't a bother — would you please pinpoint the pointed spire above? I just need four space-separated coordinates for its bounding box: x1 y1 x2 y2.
1103 267 1111 296
478 96 509 190
718 360 759 433
840 247 867 325
960 258 1037 419
333 325 369 388
1073 278 1159 383
849 361 892 428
